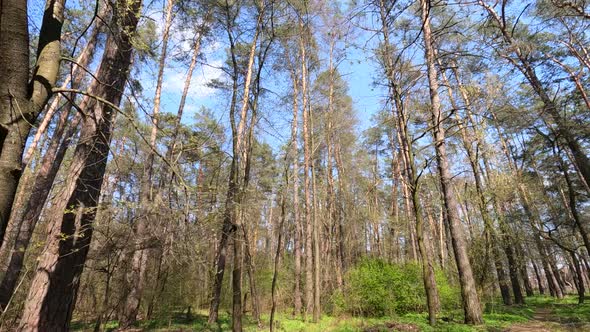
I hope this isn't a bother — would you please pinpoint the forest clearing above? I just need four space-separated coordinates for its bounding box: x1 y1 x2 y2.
1 0 590 331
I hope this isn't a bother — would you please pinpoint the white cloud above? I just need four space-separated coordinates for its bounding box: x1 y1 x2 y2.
162 59 225 99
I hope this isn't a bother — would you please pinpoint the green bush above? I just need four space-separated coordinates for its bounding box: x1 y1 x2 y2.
340 259 460 317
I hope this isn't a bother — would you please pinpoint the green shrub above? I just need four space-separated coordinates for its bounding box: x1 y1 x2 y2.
340 259 460 317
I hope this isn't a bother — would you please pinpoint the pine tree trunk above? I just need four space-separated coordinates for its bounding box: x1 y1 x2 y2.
289 66 303 316
504 242 525 304
532 261 545 294
570 252 585 304
299 16 314 320
17 1 141 328
420 0 482 324
441 65 513 306
0 13 104 308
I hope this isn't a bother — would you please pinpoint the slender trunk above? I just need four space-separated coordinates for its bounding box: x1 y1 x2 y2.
570 252 585 304
411 182 440 325
442 66 512 306
17 1 141 328
121 0 173 324
208 6 262 326
532 260 545 294
291 71 303 316
311 97 321 323
299 17 314 321
392 79 440 325
270 166 288 332
420 0 482 323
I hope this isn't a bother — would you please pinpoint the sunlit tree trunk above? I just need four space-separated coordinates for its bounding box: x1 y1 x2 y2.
0 0 65 247
420 0 482 324
0 7 106 309
441 65 513 306
18 0 141 328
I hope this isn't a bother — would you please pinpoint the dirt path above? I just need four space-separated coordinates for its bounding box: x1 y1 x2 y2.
504 307 588 332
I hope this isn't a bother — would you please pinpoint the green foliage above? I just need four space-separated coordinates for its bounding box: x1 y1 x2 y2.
340 259 460 317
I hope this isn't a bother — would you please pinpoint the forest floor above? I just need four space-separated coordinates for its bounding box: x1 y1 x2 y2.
71 295 590 331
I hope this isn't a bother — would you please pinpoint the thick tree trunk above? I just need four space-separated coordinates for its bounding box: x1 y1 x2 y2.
17 1 141 328
0 12 105 308
420 0 482 324
0 108 80 310
0 0 64 247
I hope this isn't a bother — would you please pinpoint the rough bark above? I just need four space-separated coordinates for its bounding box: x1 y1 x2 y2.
17 0 141 329
0 12 105 308
504 241 525 304
532 260 546 294
570 252 585 304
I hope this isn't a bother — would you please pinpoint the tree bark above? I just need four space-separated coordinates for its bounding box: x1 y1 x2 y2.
298 15 314 321
0 0 65 247
17 0 141 329
0 11 105 308
420 0 482 324
532 260 545 294
570 252 585 304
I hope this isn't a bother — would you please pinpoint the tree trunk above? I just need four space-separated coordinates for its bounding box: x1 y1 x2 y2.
0 12 105 308
420 0 482 324
0 0 64 247
17 1 141 328
479 0 590 192
299 16 314 321
121 0 174 325
270 179 286 332
504 241 525 304
208 5 262 326
441 65 513 306
570 252 585 304
289 64 303 316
